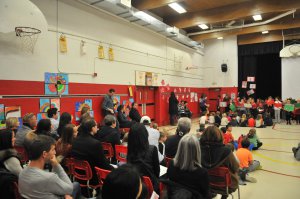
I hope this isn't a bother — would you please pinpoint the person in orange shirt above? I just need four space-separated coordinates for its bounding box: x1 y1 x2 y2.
236 138 260 172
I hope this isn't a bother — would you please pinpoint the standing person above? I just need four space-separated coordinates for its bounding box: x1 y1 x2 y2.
102 88 116 116
274 97 282 123
18 135 79 199
166 134 210 199
129 102 142 123
15 113 37 147
200 94 209 113
169 91 179 126
223 94 230 113
284 99 293 125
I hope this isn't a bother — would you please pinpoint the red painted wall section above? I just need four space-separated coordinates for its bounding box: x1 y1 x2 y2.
0 80 237 126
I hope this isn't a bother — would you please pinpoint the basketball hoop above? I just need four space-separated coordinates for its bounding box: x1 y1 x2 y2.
15 27 41 53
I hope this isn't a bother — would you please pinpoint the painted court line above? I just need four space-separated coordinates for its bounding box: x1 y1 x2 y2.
260 169 300 179
253 151 300 166
259 148 293 153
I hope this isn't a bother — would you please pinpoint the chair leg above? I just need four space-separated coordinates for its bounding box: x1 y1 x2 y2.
237 185 241 199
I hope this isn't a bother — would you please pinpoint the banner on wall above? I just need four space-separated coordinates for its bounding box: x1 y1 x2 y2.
135 71 146 86
135 71 160 86
145 72 152 86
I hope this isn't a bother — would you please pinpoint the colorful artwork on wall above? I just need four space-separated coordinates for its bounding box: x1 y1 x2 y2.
51 98 60 111
57 84 68 95
75 102 84 112
37 113 48 121
44 72 69 95
40 99 50 112
45 73 57 84
5 106 21 119
0 104 4 120
45 84 57 95
84 99 93 110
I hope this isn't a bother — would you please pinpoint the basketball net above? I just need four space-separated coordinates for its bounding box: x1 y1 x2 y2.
15 27 41 53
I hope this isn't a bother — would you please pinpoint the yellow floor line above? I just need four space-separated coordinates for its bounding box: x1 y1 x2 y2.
253 151 300 166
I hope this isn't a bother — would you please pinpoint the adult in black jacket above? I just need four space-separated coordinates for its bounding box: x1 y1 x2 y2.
127 123 160 194
95 115 121 162
71 119 113 189
129 102 142 123
165 117 191 158
169 92 179 125
117 105 134 128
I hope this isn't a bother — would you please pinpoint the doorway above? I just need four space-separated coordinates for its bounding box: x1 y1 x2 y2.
208 88 221 112
135 86 157 120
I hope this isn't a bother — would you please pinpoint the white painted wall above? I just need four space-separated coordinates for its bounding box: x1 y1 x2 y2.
282 57 300 99
0 0 238 88
202 36 238 87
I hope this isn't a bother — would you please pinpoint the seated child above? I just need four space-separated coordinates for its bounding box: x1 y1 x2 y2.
255 114 265 128
247 115 256 127
199 111 208 125
263 113 273 126
159 130 168 156
208 112 215 125
223 124 234 144
214 111 221 126
228 115 239 127
247 129 262 150
239 114 248 127
221 113 229 126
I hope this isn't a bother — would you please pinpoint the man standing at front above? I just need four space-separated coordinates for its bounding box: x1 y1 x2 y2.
102 88 116 116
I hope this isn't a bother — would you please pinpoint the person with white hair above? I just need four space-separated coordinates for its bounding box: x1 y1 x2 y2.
165 117 191 158
167 134 210 199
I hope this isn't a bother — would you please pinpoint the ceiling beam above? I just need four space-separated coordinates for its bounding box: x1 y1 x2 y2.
132 0 183 11
190 18 300 41
238 30 300 45
165 0 300 29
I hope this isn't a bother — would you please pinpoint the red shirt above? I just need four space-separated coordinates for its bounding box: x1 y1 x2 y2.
248 118 255 127
223 132 234 144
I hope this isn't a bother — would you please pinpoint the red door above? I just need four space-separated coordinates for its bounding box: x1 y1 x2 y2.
135 87 156 120
208 88 221 112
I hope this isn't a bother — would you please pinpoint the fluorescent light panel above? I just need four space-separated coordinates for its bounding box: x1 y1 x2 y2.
168 3 186 14
217 37 223 40
253 14 262 21
198 24 209 30
262 30 269 34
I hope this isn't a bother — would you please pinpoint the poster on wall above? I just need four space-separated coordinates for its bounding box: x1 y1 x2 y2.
135 71 146 86
194 93 198 102
247 76 255 82
51 98 60 111
152 73 159 86
5 106 21 119
84 99 93 110
145 72 153 86
246 89 255 96
0 104 4 120
250 84 256 89
190 92 195 102
40 99 50 112
113 96 121 111
242 81 247 88
37 113 48 121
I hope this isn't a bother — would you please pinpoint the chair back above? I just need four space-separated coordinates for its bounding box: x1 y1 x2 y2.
72 159 93 181
14 146 28 164
65 158 74 175
13 182 22 199
142 176 154 199
115 145 127 162
95 167 111 186
165 157 173 168
208 167 231 194
101 142 114 159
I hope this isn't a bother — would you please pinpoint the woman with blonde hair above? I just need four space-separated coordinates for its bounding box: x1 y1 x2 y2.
167 134 210 199
5 117 20 131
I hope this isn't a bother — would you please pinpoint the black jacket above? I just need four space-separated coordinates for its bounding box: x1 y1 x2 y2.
129 108 141 123
165 134 182 158
71 133 113 185
167 160 210 199
95 126 121 157
117 112 133 128
169 96 179 115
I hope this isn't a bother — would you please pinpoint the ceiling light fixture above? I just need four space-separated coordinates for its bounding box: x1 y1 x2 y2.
198 24 209 30
253 14 262 21
217 37 223 40
262 30 269 34
168 3 186 14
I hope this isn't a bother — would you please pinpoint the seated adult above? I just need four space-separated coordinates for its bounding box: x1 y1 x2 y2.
167 134 210 199
71 118 113 193
127 123 160 194
15 113 37 147
5 117 20 131
140 116 164 163
57 112 72 137
117 105 134 128
94 115 121 162
35 119 56 138
56 124 78 164
19 135 78 199
200 126 239 199
165 117 191 158
0 129 23 176
101 164 143 199
129 102 142 123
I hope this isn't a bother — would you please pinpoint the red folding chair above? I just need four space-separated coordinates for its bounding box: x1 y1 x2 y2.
142 176 154 199
115 145 127 163
119 128 130 134
95 167 111 186
13 182 22 199
208 167 240 199
14 146 28 164
101 142 114 161
65 158 74 177
165 157 173 168
72 159 100 197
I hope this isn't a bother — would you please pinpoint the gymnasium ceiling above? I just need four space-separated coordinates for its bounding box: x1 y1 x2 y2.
131 0 300 45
